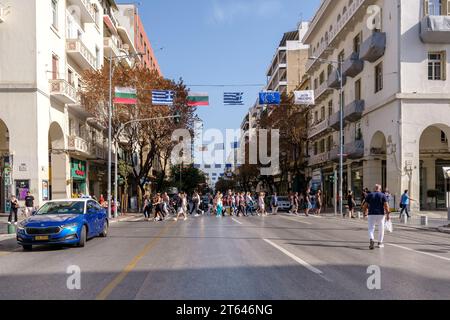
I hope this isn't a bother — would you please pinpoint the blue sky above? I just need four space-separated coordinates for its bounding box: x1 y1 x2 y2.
118 0 320 132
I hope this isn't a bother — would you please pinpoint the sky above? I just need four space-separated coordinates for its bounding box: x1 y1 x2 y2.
117 0 321 134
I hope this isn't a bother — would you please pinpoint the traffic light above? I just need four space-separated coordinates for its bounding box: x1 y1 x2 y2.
174 110 181 124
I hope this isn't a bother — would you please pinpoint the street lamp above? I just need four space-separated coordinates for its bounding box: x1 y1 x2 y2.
309 56 344 216
106 50 143 219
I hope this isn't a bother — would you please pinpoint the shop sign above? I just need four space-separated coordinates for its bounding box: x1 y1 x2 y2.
71 159 86 180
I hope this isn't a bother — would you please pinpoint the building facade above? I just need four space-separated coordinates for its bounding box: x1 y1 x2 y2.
304 0 450 210
0 0 159 212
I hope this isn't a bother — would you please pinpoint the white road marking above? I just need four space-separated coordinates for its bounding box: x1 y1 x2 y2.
280 215 312 225
232 218 243 225
263 239 331 281
387 243 450 262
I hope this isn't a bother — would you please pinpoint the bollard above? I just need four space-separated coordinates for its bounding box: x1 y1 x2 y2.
7 223 16 234
421 215 428 226
357 211 362 219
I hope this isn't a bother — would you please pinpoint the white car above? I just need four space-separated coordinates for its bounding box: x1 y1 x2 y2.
276 196 291 212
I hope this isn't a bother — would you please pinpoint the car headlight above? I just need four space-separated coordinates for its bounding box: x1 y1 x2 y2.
62 223 79 229
17 222 26 231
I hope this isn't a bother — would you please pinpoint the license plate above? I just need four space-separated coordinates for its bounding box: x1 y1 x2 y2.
35 236 49 241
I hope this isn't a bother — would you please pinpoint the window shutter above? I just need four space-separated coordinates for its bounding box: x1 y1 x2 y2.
446 0 450 15
442 51 447 80
424 0 429 15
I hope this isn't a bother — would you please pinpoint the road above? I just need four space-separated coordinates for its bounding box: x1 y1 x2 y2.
0 213 449 300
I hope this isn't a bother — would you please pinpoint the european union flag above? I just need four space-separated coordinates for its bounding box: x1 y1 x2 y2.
259 92 281 105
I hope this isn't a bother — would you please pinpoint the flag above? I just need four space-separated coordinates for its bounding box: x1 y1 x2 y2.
152 90 174 106
114 87 137 105
259 92 281 105
224 92 244 105
231 141 240 149
187 92 209 107
294 90 315 105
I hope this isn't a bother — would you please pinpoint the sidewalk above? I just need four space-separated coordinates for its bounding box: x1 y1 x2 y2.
0 212 142 238
308 209 450 233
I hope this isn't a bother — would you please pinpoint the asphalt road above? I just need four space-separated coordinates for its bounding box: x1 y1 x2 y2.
0 212 449 300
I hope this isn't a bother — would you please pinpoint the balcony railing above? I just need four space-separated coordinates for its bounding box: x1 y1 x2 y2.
314 81 333 102
342 52 364 78
343 100 365 122
360 32 386 63
327 69 347 89
49 79 78 104
328 111 341 131
308 120 330 139
309 152 330 166
66 38 97 70
420 15 450 43
67 0 96 24
330 140 365 162
104 37 120 59
68 136 91 156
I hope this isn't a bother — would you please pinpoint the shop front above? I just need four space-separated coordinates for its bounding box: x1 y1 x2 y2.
71 158 87 197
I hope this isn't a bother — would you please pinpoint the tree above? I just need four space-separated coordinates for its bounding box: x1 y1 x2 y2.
215 177 237 193
169 164 206 195
81 63 196 200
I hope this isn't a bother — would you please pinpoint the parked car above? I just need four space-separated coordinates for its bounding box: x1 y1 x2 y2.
16 199 108 251
276 196 291 212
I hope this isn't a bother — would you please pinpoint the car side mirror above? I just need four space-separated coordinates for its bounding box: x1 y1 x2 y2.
32 210 37 216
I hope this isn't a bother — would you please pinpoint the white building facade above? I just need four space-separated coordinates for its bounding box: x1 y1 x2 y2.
0 0 139 212
304 0 450 210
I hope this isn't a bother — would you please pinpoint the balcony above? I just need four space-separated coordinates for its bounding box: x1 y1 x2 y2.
314 81 333 102
330 140 365 163
343 100 365 122
309 152 330 166
67 0 95 24
420 15 450 43
306 0 370 73
104 37 120 59
68 136 91 157
94 145 107 161
49 80 78 104
66 38 97 70
360 32 386 63
327 69 347 89
328 111 341 131
342 52 364 78
308 120 330 139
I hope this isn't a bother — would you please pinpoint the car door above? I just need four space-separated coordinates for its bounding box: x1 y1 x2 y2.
86 201 99 237
94 201 105 232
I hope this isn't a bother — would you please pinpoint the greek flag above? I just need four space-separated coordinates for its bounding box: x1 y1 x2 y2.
152 90 174 106
224 92 244 106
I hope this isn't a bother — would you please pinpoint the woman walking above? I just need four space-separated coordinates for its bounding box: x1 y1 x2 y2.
304 189 312 217
347 190 356 219
175 192 188 221
216 192 224 217
143 195 152 221
257 192 266 216
315 190 322 216
8 195 19 225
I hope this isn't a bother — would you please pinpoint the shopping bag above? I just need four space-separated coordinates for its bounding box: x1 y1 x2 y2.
384 220 393 233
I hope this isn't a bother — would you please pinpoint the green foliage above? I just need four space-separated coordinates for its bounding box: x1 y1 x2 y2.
169 164 207 195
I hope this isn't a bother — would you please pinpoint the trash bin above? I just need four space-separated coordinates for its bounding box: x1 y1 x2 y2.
420 216 428 226
7 224 16 234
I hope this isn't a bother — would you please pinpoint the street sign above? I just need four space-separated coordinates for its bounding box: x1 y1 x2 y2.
294 90 315 105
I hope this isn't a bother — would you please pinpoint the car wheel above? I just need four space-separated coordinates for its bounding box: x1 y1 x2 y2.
100 220 108 238
78 226 87 248
22 245 32 251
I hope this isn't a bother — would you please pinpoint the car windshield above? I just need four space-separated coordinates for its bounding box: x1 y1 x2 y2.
36 202 85 215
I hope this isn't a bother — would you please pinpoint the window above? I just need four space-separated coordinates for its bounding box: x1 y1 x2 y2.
314 78 318 89
425 0 450 15
319 139 325 154
428 52 446 80
355 79 362 100
356 122 363 140
51 0 58 29
327 136 333 151
338 50 345 63
353 32 362 53
68 69 74 86
314 142 318 155
52 54 59 80
212 173 217 177
314 111 319 123
319 71 325 84
327 64 333 77
320 106 325 121
441 131 448 143
215 164 222 168
328 100 333 117
205 164 211 169
375 62 383 92
96 46 100 68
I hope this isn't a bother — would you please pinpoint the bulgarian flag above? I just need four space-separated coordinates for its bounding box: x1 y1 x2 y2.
114 87 137 105
187 92 209 107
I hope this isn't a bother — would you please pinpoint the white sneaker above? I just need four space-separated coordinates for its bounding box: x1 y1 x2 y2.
174 218 178 222
184 217 188 221
378 243 385 248
7 221 11 225
14 222 17 225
